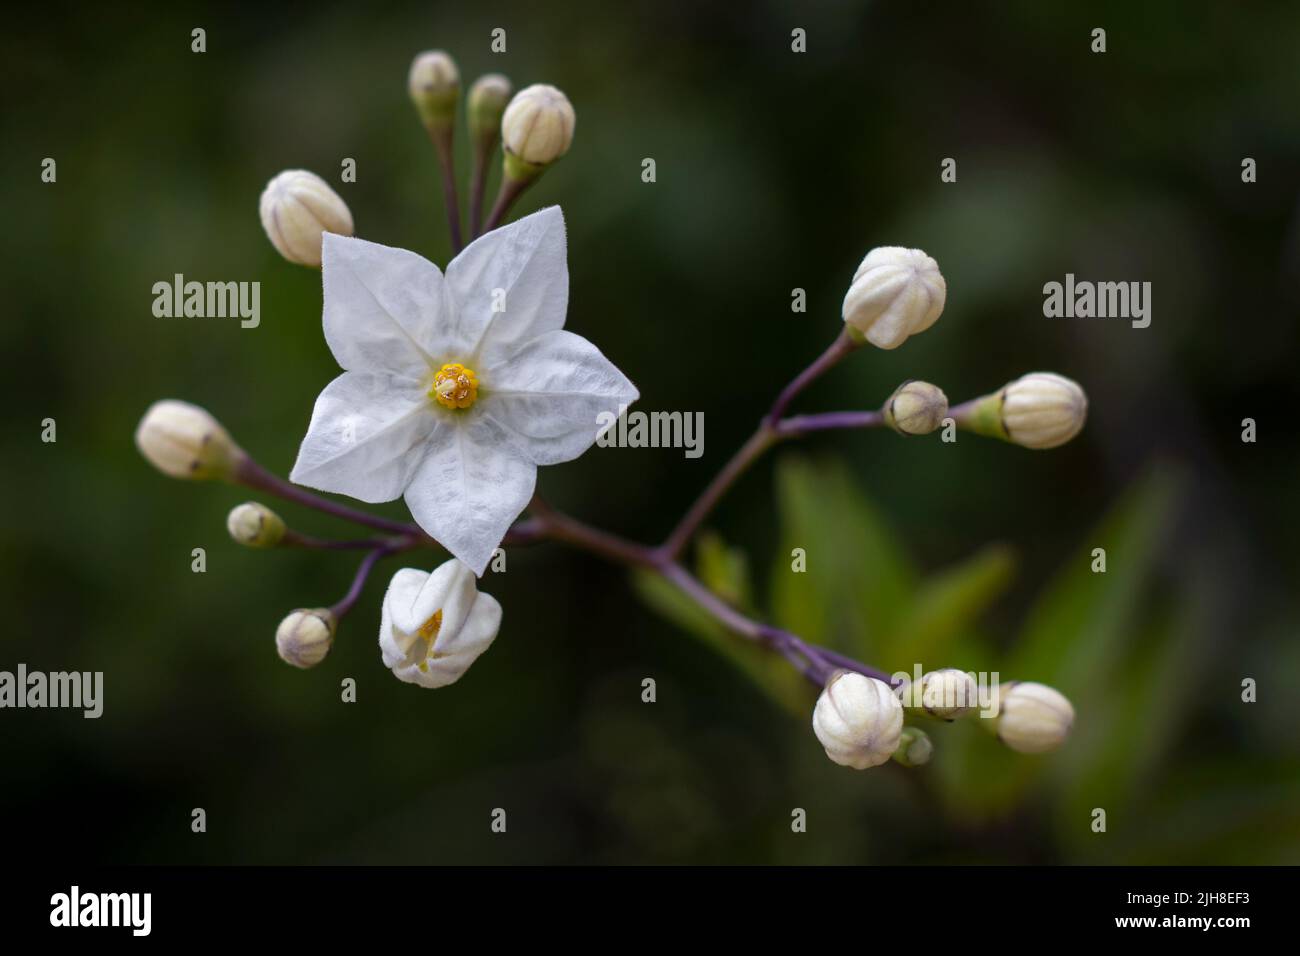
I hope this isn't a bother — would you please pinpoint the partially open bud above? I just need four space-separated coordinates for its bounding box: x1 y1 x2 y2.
276 608 337 669
408 50 460 130
501 83 575 180
905 668 979 720
883 380 949 436
380 559 502 689
993 681 1074 753
135 400 244 481
892 727 933 767
841 246 946 350
812 671 904 769
227 502 286 549
956 372 1087 450
468 73 512 142
259 170 354 268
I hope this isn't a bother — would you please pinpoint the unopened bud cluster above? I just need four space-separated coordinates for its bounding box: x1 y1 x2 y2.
813 667 1074 770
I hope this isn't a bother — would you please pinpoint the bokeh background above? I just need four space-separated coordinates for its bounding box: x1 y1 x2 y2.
3 0 1299 864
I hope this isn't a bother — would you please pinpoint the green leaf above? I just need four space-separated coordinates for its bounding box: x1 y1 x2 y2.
887 543 1016 670
769 455 915 658
1008 464 1183 690
631 569 809 718
932 465 1186 819
695 530 754 612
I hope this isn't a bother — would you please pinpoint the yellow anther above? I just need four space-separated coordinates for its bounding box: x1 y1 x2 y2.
417 610 443 642
430 363 479 409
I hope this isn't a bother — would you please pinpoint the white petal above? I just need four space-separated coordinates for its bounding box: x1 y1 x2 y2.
379 567 429 667
289 371 436 503
447 206 569 367
479 330 639 465
395 559 478 639
322 233 466 377
404 416 537 575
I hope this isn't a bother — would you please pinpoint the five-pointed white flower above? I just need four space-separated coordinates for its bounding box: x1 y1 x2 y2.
289 206 638 574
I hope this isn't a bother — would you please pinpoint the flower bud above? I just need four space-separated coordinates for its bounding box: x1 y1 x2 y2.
957 372 1087 449
380 559 502 688
892 727 933 767
994 681 1074 753
501 83 575 180
135 399 244 481
226 502 286 549
812 671 904 769
841 246 946 350
468 73 512 141
258 170 354 268
1003 372 1087 449
907 668 979 720
883 380 949 436
276 608 337 669
408 50 460 129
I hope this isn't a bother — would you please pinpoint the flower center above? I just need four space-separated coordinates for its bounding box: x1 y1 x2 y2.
430 363 479 409
415 609 443 673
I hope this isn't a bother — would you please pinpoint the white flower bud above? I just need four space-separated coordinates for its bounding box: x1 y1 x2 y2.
135 399 244 481
501 84 575 176
276 608 337 669
892 727 933 767
380 559 502 688
468 73 512 140
883 380 949 436
227 502 286 548
1001 372 1088 449
812 671 904 769
408 50 460 128
841 246 946 350
259 170 354 268
911 668 979 719
994 681 1074 753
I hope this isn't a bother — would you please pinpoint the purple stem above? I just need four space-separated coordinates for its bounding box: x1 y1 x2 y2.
775 409 884 436
764 328 861 428
234 458 422 537
330 547 395 618
431 128 463 254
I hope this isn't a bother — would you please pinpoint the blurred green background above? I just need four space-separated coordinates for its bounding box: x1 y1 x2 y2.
3 0 1299 864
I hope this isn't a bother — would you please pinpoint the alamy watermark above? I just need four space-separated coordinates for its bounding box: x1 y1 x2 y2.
152 273 260 328
596 404 704 458
0 664 103 718
50 886 150 936
1043 273 1150 328
893 665 1001 718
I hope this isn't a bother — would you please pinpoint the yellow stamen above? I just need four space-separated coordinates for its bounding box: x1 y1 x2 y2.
415 609 442 672
418 610 443 642
430 363 479 409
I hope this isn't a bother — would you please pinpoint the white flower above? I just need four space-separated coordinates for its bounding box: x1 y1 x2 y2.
994 681 1075 753
259 170 354 268
289 206 637 575
812 671 904 769
841 246 946 349
380 559 502 688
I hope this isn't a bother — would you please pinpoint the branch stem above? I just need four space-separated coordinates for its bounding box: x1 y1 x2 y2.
233 458 424 538
430 127 463 254
482 174 531 233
